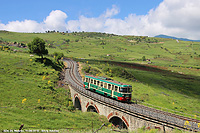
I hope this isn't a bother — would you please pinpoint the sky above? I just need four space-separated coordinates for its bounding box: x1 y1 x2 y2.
0 0 200 40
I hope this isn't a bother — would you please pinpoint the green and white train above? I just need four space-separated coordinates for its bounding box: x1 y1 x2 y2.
84 75 132 102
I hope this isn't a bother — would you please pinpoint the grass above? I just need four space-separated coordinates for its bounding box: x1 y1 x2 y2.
0 31 200 129
79 60 200 119
1 31 200 69
0 50 109 130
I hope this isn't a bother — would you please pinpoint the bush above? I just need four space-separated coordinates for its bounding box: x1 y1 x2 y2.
142 56 146 61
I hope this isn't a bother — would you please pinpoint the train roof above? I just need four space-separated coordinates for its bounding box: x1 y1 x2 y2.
85 75 132 87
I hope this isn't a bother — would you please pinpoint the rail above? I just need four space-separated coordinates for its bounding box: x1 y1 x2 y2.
64 59 200 132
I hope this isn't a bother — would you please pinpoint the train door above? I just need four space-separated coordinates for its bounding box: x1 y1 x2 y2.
108 84 113 97
88 78 91 89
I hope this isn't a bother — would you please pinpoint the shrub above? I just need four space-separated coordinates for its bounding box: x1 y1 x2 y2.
142 56 146 61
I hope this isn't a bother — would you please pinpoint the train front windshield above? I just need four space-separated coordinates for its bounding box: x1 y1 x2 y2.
119 87 132 93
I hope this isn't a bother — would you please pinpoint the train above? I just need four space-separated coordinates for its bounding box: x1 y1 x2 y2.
84 75 132 102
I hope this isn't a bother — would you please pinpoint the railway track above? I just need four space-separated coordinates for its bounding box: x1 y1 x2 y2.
64 59 200 132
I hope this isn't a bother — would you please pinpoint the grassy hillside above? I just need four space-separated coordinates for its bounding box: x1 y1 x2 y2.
0 50 109 130
79 60 200 119
0 31 200 70
0 31 199 120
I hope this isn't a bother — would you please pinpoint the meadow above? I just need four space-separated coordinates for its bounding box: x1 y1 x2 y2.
0 50 109 130
1 31 199 69
79 60 200 119
0 31 200 130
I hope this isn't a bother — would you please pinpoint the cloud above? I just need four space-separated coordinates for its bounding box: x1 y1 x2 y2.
103 5 120 18
0 1 200 40
146 0 200 39
66 1 200 39
66 5 120 32
0 20 43 32
44 10 67 31
0 10 68 32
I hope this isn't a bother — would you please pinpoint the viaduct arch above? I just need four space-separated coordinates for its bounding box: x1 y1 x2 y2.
74 96 81 111
70 87 169 131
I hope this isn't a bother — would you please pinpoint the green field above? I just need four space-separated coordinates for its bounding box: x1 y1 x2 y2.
0 31 200 130
1 31 199 69
79 60 200 119
0 51 109 131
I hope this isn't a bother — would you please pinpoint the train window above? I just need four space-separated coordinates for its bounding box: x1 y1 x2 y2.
85 78 89 82
100 82 103 87
91 79 93 84
114 86 118 91
108 84 111 89
120 88 128 92
94 80 96 85
97 80 100 86
104 82 107 89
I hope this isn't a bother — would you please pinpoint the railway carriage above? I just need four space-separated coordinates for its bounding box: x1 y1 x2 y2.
84 75 132 102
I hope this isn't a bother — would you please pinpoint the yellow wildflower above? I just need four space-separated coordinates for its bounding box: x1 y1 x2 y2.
42 76 45 80
184 121 191 128
48 81 51 84
22 98 27 103
30 59 32 61
38 99 40 103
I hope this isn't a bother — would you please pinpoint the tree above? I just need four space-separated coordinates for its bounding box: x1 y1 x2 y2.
28 37 48 60
65 39 70 44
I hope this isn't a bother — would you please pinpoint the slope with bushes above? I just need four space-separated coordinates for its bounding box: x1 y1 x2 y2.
0 50 108 130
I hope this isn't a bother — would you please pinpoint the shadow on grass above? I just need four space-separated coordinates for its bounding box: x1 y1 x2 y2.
35 57 63 71
75 58 200 98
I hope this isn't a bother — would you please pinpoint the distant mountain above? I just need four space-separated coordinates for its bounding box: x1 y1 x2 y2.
154 34 200 42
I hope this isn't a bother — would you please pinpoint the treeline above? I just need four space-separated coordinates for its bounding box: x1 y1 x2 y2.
126 36 158 43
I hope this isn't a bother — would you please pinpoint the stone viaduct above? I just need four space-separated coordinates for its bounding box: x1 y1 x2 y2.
69 85 172 131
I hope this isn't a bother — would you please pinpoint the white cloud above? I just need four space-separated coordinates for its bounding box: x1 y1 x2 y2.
145 0 200 39
103 5 120 18
66 1 200 40
44 10 67 31
0 1 200 40
0 10 68 32
0 20 43 32
66 5 120 32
